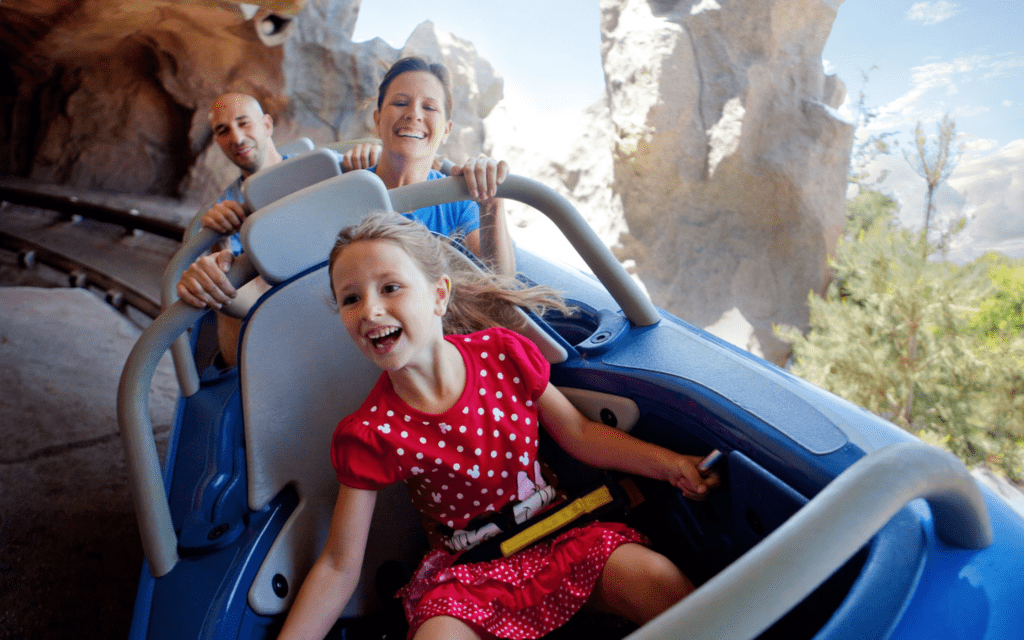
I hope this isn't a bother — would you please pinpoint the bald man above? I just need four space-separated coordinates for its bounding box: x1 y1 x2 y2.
177 93 379 367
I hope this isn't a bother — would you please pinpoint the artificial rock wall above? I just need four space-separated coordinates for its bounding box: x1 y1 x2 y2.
0 0 854 363
600 0 853 362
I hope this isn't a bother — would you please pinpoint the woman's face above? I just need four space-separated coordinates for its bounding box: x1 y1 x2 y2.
374 70 453 162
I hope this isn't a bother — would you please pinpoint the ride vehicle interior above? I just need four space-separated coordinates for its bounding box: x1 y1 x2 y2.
118 146 1024 640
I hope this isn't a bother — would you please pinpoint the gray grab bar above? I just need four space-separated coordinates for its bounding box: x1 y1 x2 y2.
389 175 661 328
121 255 257 577
627 441 992 640
160 227 222 397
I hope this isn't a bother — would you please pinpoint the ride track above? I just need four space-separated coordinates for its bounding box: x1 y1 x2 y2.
0 183 189 325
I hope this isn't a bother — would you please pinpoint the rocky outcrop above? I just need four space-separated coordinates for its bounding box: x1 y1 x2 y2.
600 0 853 363
1 0 855 364
0 0 504 205
0 0 286 199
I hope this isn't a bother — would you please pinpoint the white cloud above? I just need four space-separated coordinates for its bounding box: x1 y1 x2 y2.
862 139 1024 262
906 1 962 26
855 53 1024 142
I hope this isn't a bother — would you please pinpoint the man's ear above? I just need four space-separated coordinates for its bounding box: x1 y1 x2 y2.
373 109 382 137
263 113 274 135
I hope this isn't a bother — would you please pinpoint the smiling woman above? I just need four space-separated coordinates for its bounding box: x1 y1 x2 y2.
367 56 516 277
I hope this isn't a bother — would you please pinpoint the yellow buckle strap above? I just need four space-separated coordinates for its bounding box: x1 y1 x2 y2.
499 484 614 557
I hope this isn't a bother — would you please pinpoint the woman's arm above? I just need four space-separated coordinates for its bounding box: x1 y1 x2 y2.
536 383 718 500
451 156 516 276
278 485 378 640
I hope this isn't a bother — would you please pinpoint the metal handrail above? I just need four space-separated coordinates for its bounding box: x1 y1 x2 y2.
627 441 992 640
389 175 661 327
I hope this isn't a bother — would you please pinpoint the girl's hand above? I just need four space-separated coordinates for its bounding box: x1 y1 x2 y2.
451 155 509 202
668 454 722 501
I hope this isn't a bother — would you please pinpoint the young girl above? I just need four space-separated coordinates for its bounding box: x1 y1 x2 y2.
278 213 719 640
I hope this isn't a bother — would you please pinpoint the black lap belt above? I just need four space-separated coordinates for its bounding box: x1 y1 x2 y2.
453 474 640 565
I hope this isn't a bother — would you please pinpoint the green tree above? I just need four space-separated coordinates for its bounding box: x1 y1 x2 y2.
905 114 965 257
778 192 1024 480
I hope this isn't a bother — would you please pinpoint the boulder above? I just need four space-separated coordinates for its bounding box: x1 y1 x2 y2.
599 0 853 363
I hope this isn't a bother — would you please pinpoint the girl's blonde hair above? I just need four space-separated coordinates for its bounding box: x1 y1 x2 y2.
328 211 571 334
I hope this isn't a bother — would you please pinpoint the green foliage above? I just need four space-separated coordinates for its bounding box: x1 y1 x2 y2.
967 259 1024 343
778 190 1024 480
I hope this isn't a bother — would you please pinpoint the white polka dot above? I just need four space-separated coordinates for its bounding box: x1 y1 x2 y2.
506 452 513 459
400 431 408 438
479 388 486 396
387 410 394 417
477 428 484 436
514 377 520 384
490 450 498 458
397 448 404 455
496 391 503 399
496 488 503 495
509 433 517 441
435 458 442 464
457 446 464 453
478 408 485 415
459 425 467 433
438 440 446 448
501 471 508 478
453 463 460 471
370 405 378 412
475 448 482 455
416 453 423 459
498 353 505 361
488 470 495 477
480 369 487 377
481 351 489 358
419 437 427 444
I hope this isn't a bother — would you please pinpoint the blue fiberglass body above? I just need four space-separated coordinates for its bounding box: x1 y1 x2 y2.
118 162 1024 640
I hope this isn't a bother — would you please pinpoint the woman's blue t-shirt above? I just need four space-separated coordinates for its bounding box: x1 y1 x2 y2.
373 166 480 238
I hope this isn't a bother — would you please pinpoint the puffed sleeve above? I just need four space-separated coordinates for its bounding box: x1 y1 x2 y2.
331 406 403 491
490 327 550 402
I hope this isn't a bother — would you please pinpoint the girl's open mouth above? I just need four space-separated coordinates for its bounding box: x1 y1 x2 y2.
368 326 402 352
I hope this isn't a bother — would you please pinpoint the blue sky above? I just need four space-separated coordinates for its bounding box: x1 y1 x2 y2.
353 0 1024 259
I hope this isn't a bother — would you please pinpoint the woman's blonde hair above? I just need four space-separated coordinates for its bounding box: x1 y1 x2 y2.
328 211 571 334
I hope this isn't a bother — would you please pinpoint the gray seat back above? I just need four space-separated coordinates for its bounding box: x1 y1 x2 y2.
242 147 344 212
236 170 428 616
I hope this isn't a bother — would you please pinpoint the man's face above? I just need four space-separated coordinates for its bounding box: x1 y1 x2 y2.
209 95 274 176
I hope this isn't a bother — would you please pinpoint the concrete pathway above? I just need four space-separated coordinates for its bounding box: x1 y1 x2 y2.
0 288 177 639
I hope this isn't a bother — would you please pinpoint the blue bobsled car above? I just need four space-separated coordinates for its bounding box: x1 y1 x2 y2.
119 146 1024 639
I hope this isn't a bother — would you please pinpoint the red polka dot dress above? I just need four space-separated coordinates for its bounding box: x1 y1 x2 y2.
332 327 645 639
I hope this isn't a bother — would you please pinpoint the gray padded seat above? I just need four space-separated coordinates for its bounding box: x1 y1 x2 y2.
236 170 428 616
242 147 345 212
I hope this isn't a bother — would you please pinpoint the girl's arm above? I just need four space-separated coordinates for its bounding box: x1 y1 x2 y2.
278 485 378 640
536 383 718 500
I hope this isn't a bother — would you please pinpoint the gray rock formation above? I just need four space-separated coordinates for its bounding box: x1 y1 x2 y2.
600 0 853 363
1 0 855 364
